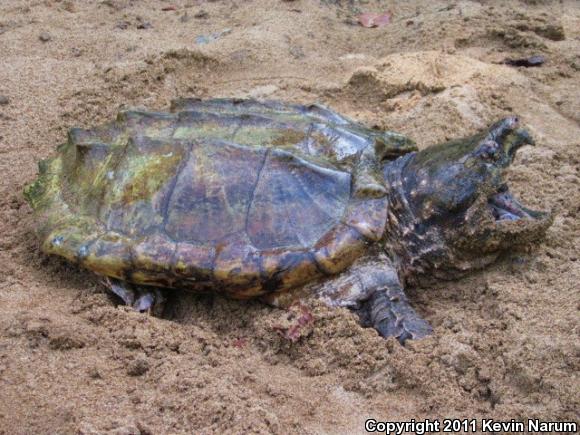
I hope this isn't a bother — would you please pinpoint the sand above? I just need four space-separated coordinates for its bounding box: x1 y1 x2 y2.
0 0 578 433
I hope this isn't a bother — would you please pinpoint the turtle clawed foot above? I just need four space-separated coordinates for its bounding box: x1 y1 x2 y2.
374 313 432 344
133 288 166 316
360 287 433 345
105 278 166 317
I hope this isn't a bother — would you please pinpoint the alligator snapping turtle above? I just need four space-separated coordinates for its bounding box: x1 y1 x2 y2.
24 98 552 343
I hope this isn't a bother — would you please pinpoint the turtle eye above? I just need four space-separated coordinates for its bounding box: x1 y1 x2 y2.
476 140 500 161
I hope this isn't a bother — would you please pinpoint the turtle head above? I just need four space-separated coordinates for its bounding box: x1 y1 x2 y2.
394 117 552 277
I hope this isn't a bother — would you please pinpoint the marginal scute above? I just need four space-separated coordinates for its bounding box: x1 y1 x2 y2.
172 242 216 283
80 232 132 280
260 248 321 293
343 197 389 241
34 207 63 241
131 233 176 286
374 131 418 160
213 234 262 295
42 217 100 264
24 156 61 213
314 224 368 274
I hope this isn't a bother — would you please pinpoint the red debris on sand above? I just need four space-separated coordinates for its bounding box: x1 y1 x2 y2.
161 5 177 11
272 302 314 343
232 337 247 349
358 12 392 28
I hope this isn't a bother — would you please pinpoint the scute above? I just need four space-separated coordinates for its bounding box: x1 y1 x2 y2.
165 140 267 242
100 136 189 237
314 224 368 274
25 98 416 298
131 232 176 287
247 148 350 250
80 232 132 280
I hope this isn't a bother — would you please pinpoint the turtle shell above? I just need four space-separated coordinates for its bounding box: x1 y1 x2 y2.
24 99 416 298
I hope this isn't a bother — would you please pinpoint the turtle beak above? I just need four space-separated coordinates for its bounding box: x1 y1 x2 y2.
503 126 534 163
487 116 534 166
484 117 551 223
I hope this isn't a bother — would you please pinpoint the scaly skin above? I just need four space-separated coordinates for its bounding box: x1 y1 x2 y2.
382 117 552 285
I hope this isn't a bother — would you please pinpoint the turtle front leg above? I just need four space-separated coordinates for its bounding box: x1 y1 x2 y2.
357 285 432 344
105 278 166 316
317 257 432 344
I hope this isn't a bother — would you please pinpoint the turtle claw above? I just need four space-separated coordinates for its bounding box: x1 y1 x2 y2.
133 287 166 316
106 277 136 306
133 291 155 312
363 287 433 345
105 278 166 316
374 312 433 344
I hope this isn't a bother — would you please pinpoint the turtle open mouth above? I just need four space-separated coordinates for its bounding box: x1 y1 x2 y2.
483 117 546 223
488 184 541 222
